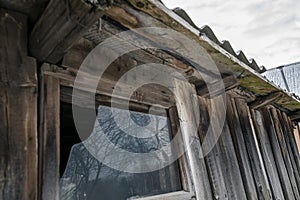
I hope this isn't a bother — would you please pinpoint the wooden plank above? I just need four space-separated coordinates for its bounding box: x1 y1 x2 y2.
44 64 175 108
105 3 222 77
29 0 112 63
173 79 212 200
269 108 300 199
196 75 239 98
128 191 194 200
248 92 282 110
40 68 61 200
276 111 300 193
62 17 215 95
0 9 38 200
197 97 228 200
226 95 258 200
282 113 300 172
257 108 295 199
211 98 247 200
198 95 248 199
235 98 272 199
168 107 191 191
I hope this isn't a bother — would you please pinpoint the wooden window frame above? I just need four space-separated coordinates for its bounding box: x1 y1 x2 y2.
39 64 206 200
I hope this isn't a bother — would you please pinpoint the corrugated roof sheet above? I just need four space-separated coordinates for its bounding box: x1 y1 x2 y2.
172 7 266 73
263 61 300 100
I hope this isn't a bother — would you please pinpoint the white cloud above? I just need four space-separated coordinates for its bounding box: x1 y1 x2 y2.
162 0 300 68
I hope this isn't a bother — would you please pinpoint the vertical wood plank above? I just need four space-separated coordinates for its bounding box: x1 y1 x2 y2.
235 98 272 200
226 95 258 200
276 111 300 193
173 79 212 200
197 97 228 200
0 9 38 200
253 108 291 199
282 113 300 173
168 107 191 191
216 117 247 199
40 66 60 200
293 123 300 155
269 108 300 199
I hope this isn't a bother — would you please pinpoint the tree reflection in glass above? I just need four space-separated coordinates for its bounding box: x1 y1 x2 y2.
60 105 182 200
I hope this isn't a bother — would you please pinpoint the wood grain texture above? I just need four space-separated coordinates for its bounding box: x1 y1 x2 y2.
269 108 300 199
39 68 60 200
235 98 272 199
29 0 112 63
252 109 288 199
0 9 38 200
173 79 212 200
226 95 258 200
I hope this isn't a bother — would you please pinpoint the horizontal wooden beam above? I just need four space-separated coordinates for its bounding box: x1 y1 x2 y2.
248 92 283 110
42 64 175 108
196 75 239 98
29 0 113 63
60 85 168 116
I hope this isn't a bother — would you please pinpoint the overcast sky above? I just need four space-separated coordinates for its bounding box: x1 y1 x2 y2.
162 0 300 69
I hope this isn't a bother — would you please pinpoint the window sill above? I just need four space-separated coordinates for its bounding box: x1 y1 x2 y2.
127 191 195 200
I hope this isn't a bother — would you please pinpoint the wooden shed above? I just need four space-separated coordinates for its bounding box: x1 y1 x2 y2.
1 0 300 199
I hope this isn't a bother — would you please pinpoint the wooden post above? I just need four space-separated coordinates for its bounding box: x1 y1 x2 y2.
39 65 61 200
0 9 38 200
29 0 113 63
173 79 212 200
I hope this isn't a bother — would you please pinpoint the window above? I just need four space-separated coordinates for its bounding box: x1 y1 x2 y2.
60 104 183 200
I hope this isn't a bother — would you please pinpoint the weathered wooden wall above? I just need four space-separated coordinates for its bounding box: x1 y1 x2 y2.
0 8 38 200
196 94 300 200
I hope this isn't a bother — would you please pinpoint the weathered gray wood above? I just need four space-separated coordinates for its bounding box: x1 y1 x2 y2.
128 191 194 200
105 3 222 78
269 108 300 199
254 108 293 199
196 75 239 98
40 67 60 200
281 113 300 173
199 95 247 199
62 18 209 87
211 99 247 200
282 113 300 173
235 98 272 199
0 9 38 200
44 64 175 108
248 92 282 110
277 111 300 193
197 97 228 200
29 0 113 63
226 95 258 200
173 79 212 200
168 107 191 191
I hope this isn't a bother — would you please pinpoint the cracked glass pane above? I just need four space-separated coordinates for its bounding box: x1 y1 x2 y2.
60 105 182 200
